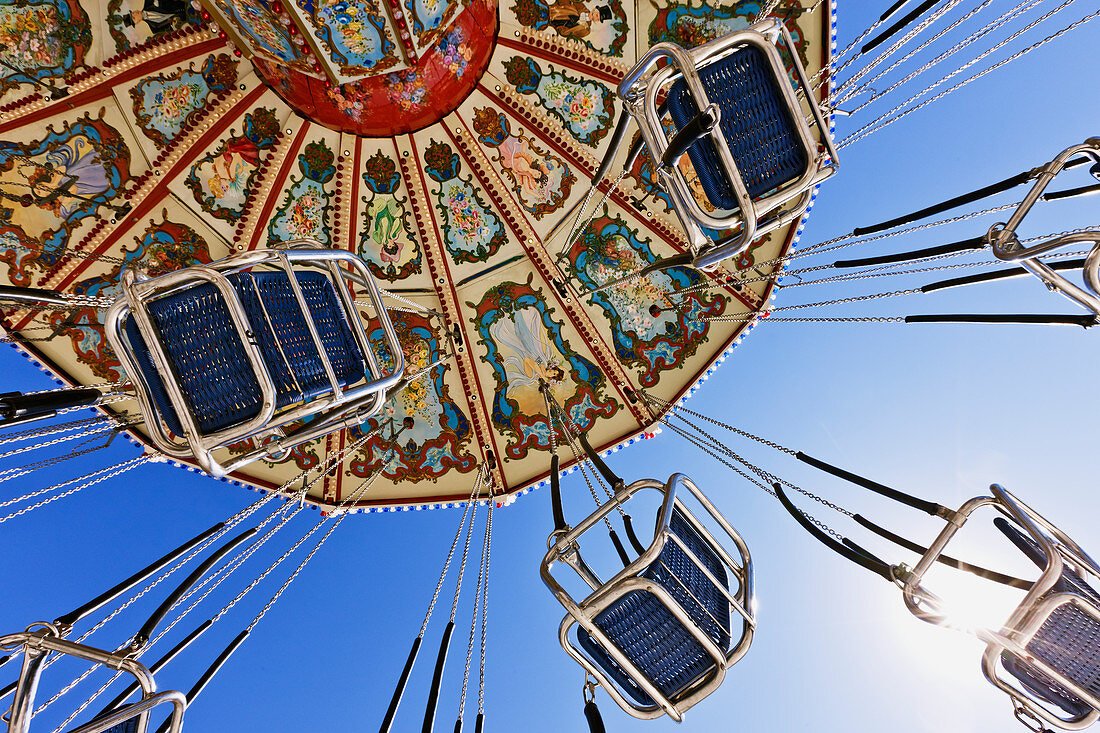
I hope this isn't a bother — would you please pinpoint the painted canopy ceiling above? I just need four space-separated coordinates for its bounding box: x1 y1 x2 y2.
0 0 830 510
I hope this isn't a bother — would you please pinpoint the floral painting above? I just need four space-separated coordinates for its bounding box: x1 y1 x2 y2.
403 0 459 49
0 0 91 97
469 276 617 459
130 54 239 149
423 140 506 265
307 0 398 75
503 57 614 148
184 107 280 222
358 151 421 281
472 107 575 221
268 139 336 244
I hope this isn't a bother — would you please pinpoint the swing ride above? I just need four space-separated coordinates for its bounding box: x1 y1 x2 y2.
0 0 1097 731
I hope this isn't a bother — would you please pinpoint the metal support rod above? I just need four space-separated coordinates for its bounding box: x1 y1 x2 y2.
378 636 422 733
57 523 227 630
133 527 257 649
422 621 455 733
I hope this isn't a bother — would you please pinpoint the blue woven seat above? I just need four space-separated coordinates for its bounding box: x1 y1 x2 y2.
995 518 1100 717
665 44 808 212
123 271 365 436
577 509 732 706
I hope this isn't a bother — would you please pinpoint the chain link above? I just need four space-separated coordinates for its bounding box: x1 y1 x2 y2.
419 467 484 637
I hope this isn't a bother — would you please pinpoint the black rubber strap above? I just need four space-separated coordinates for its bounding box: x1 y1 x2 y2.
832 236 983 268
453 720 462 733
1042 182 1100 202
474 713 484 733
920 259 1084 293
56 521 225 629
623 514 647 555
775 485 893 581
796 452 946 516
0 388 101 423
379 635 422 733
134 526 256 648
422 621 455 733
852 514 1030 589
576 433 623 488
152 629 250 733
639 252 694 277
879 0 912 22
550 454 566 533
609 529 630 566
905 313 1097 327
584 701 606 733
850 157 1089 236
662 104 719 169
95 620 212 721
860 0 939 54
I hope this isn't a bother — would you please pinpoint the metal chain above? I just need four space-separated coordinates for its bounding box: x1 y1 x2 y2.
843 0 1041 110
0 417 134 462
642 393 797 455
0 454 151 526
557 168 630 262
477 491 493 716
244 461 386 633
840 0 1098 149
0 433 120 486
0 414 115 446
458 495 487 723
659 417 848 541
419 467 483 638
449 487 481 623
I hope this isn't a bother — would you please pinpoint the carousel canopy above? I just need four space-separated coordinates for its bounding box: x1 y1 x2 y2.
0 0 830 510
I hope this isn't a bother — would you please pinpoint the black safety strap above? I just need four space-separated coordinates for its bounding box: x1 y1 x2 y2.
584 700 606 733
852 514 1031 589
833 236 983 268
795 452 948 517
849 158 1089 237
905 313 1097 328
921 259 1085 293
860 0 940 54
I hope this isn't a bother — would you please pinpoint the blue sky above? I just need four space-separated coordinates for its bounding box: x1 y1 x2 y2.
2 3 1100 733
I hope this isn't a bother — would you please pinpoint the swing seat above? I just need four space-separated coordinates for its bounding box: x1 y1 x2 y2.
608 18 837 270
898 484 1100 731
106 241 404 477
986 139 1100 317
576 508 732 707
541 474 754 722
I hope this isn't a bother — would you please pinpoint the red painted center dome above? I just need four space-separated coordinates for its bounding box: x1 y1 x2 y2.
209 0 498 137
